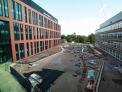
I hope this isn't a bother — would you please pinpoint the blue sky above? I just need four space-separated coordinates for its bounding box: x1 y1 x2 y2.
33 0 122 36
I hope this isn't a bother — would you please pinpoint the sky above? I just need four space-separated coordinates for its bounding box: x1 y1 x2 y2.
33 0 122 36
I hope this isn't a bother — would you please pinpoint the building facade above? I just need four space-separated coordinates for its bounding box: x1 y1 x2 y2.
0 0 61 63
95 12 122 62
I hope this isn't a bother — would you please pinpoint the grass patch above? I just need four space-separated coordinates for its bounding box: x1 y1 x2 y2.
0 63 26 92
63 42 81 46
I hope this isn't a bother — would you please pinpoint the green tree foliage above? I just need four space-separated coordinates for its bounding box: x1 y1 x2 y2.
61 35 66 39
61 33 95 43
87 33 95 43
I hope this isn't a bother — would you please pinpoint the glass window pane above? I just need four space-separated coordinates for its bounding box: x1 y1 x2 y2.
16 3 22 20
39 15 43 27
13 22 20 40
24 7 27 22
28 9 31 24
3 0 9 17
0 0 2 16
11 0 15 19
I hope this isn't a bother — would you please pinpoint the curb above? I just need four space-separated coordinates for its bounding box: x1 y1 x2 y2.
95 60 105 92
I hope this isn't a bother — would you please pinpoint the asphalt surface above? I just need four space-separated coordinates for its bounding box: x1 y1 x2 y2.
99 57 122 92
23 46 82 92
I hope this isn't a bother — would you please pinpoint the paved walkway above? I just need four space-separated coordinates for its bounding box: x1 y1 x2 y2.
0 63 26 92
99 58 122 92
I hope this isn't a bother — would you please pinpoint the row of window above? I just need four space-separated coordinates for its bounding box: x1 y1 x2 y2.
0 0 60 31
15 40 60 60
96 21 122 33
13 23 60 41
96 43 122 61
96 32 122 39
96 41 122 50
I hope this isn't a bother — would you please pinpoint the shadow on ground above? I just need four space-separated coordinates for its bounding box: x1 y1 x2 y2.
112 79 122 85
24 68 64 92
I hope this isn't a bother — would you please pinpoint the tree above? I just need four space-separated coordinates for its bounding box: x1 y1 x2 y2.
87 33 95 43
61 35 66 39
61 33 95 43
76 35 87 43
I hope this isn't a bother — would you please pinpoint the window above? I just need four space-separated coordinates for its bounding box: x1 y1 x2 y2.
24 7 27 22
31 42 33 55
36 13 38 25
20 43 25 59
16 3 22 20
13 22 20 40
19 3 22 20
32 11 36 25
119 53 122 61
44 18 47 28
37 42 39 53
45 30 48 39
25 25 28 40
32 11 34 24
29 26 32 40
11 0 15 19
48 20 50 28
0 0 3 16
45 41 48 50
13 23 24 41
37 28 38 39
15 44 19 60
0 21 10 42
40 28 43 39
3 0 9 17
0 21 12 63
49 40 51 48
50 31 52 38
26 43 29 56
34 42 36 54
40 41 44 51
33 27 36 39
16 3 18 20
28 9 31 24
39 15 43 27
20 24 23 40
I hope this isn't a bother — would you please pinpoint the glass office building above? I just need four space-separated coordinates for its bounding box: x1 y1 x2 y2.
0 0 61 63
95 12 122 62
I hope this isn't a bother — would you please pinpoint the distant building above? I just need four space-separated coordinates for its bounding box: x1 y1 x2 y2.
0 0 61 63
95 12 122 62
